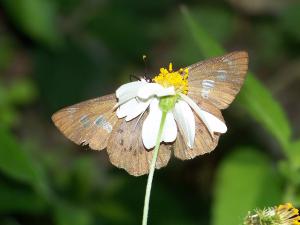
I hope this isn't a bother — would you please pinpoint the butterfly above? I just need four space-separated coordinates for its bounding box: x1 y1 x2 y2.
52 51 249 176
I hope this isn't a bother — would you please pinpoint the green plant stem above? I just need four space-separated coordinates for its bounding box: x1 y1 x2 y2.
142 111 167 225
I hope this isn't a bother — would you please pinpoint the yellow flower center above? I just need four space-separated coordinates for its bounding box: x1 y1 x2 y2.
153 63 189 95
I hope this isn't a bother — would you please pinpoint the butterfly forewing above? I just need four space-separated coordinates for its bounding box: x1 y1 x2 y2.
174 101 222 160
52 94 118 150
107 112 172 176
187 51 248 109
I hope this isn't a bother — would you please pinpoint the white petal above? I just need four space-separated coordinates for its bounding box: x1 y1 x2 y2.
125 99 151 121
142 99 162 149
157 86 176 97
116 81 143 98
137 83 175 100
179 93 227 136
162 112 177 143
199 110 227 133
116 98 139 118
142 99 178 149
116 81 146 106
173 100 195 148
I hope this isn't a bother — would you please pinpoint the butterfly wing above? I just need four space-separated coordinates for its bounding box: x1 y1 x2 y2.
107 112 172 176
187 51 249 109
174 100 223 160
52 94 118 150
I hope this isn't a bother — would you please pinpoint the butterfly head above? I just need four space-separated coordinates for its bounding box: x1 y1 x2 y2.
153 63 189 95
143 76 152 83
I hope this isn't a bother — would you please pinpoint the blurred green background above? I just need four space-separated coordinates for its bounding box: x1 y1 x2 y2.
0 0 300 225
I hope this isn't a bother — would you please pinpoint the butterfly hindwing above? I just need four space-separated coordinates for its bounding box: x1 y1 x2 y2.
187 51 248 109
107 112 172 176
52 94 118 150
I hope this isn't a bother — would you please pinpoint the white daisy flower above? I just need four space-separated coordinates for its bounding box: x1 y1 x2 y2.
115 63 227 149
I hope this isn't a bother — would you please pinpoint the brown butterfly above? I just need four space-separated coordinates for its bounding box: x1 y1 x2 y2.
52 51 248 176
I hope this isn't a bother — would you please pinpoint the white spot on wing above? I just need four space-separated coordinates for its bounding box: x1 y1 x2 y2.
67 108 78 113
80 115 90 127
223 58 233 65
94 115 112 133
201 79 215 99
216 70 227 81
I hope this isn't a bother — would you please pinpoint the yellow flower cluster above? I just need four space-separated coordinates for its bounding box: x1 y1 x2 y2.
244 203 300 225
276 203 300 225
153 63 189 95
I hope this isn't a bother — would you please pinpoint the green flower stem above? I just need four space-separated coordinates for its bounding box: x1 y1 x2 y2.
142 111 167 225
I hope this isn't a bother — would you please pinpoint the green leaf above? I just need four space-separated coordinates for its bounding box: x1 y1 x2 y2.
72 156 99 200
1 0 61 46
94 201 133 224
279 3 300 42
0 80 8 107
7 79 37 105
180 5 224 58
238 73 291 151
0 184 46 213
0 218 20 225
0 35 15 71
254 23 284 65
0 126 41 185
0 107 18 127
181 6 292 151
286 140 300 169
0 78 37 127
212 148 281 225
192 6 235 44
54 203 92 225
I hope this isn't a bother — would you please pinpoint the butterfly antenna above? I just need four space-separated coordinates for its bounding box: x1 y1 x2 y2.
130 74 141 82
143 54 148 76
128 55 150 82
142 54 153 82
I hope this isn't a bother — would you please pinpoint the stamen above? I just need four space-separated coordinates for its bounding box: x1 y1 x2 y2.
153 63 189 95
169 63 173 72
